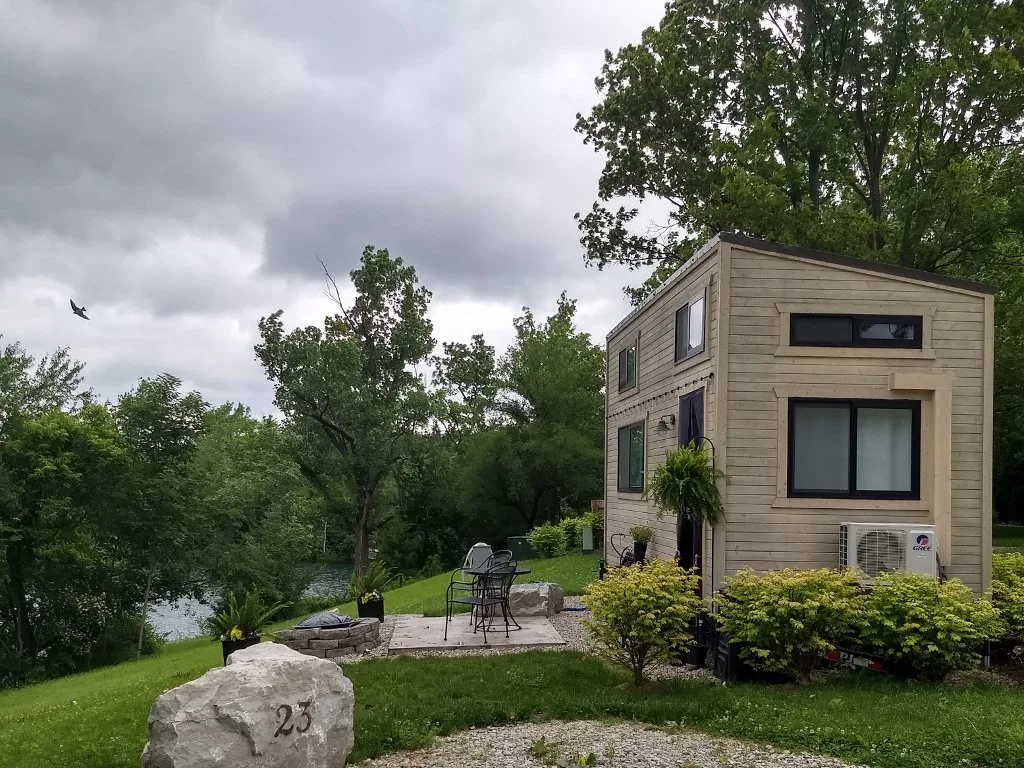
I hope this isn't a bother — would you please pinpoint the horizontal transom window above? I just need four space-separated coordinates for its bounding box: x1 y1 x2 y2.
790 313 922 349
788 398 921 499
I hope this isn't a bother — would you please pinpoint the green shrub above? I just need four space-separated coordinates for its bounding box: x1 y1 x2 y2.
557 511 603 551
585 559 701 685
858 572 1002 682
527 522 567 558
992 552 1024 640
559 516 586 551
712 568 861 682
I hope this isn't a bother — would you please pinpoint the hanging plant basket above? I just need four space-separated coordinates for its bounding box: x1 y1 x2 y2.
643 444 724 523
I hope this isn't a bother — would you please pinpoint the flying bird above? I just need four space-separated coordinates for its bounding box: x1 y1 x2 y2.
70 299 90 320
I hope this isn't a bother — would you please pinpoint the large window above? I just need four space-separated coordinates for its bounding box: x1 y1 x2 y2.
617 343 636 392
675 290 706 362
617 421 645 492
788 399 920 499
790 314 922 349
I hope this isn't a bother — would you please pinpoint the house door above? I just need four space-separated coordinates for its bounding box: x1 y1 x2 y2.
677 389 704 575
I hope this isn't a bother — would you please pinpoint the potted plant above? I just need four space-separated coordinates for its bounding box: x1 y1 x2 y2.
643 444 724 524
629 525 654 562
349 560 399 622
210 590 290 665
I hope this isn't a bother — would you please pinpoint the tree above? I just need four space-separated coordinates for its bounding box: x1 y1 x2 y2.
191 405 322 603
576 0 1024 299
376 433 469 573
498 293 605 433
0 341 92 676
256 246 437 573
461 294 605 533
0 339 86 440
113 374 208 657
431 334 498 437
0 405 125 677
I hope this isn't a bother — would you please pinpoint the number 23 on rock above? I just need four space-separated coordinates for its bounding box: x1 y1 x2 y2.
274 700 313 737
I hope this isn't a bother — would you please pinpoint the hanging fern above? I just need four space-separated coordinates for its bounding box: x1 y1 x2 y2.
643 444 724 523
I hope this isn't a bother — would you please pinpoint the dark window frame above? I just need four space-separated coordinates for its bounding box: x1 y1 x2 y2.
790 313 923 349
675 288 707 363
617 420 645 493
787 398 922 500
617 342 637 392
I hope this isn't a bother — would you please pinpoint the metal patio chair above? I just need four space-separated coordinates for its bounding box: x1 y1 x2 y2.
449 543 493 597
444 560 518 643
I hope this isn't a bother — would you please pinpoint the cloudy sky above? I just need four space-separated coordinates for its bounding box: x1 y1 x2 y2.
0 0 665 415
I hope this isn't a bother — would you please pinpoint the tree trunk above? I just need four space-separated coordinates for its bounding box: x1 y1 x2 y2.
353 494 372 574
137 567 154 659
7 544 36 664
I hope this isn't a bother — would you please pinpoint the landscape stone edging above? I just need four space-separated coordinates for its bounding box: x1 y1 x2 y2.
273 617 381 659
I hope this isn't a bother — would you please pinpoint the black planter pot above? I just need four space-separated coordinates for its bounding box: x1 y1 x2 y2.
357 597 384 622
221 635 261 665
686 642 708 668
632 541 648 562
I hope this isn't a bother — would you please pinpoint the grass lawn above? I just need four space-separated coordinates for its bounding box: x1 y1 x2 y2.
3 649 1023 768
326 551 601 619
0 552 598 766
3 548 1022 768
994 523 1024 552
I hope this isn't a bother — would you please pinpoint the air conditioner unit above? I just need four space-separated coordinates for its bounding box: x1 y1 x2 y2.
839 522 938 579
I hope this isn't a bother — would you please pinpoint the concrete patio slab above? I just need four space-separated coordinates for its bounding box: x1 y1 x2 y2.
388 614 566 654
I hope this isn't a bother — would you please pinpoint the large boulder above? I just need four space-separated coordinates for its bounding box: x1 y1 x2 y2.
140 643 354 768
508 582 564 618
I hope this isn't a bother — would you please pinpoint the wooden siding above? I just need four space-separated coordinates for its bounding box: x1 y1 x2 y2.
724 243 990 592
605 248 721 566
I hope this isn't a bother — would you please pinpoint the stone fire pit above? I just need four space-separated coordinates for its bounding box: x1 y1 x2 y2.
273 612 381 659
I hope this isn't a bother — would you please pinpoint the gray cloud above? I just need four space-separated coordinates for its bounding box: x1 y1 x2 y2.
0 0 664 409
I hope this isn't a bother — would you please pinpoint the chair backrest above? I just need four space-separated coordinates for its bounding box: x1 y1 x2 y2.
464 543 493 570
478 561 518 599
489 550 513 566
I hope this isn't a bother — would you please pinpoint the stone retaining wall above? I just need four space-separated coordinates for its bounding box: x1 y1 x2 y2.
273 618 381 659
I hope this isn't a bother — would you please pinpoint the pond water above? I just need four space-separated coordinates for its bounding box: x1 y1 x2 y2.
149 564 353 641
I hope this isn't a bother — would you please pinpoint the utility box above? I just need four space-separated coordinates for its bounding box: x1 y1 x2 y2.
507 536 537 561
582 526 595 553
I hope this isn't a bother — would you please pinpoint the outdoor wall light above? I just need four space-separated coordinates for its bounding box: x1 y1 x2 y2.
657 413 676 431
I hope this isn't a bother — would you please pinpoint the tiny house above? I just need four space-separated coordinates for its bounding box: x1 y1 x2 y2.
604 233 995 593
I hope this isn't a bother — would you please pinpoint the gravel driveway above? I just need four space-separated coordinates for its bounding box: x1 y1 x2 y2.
356 720 866 767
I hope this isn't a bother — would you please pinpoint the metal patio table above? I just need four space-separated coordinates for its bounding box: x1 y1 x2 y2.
463 565 531 632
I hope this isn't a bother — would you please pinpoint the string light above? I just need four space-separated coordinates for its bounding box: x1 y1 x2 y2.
606 372 715 420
